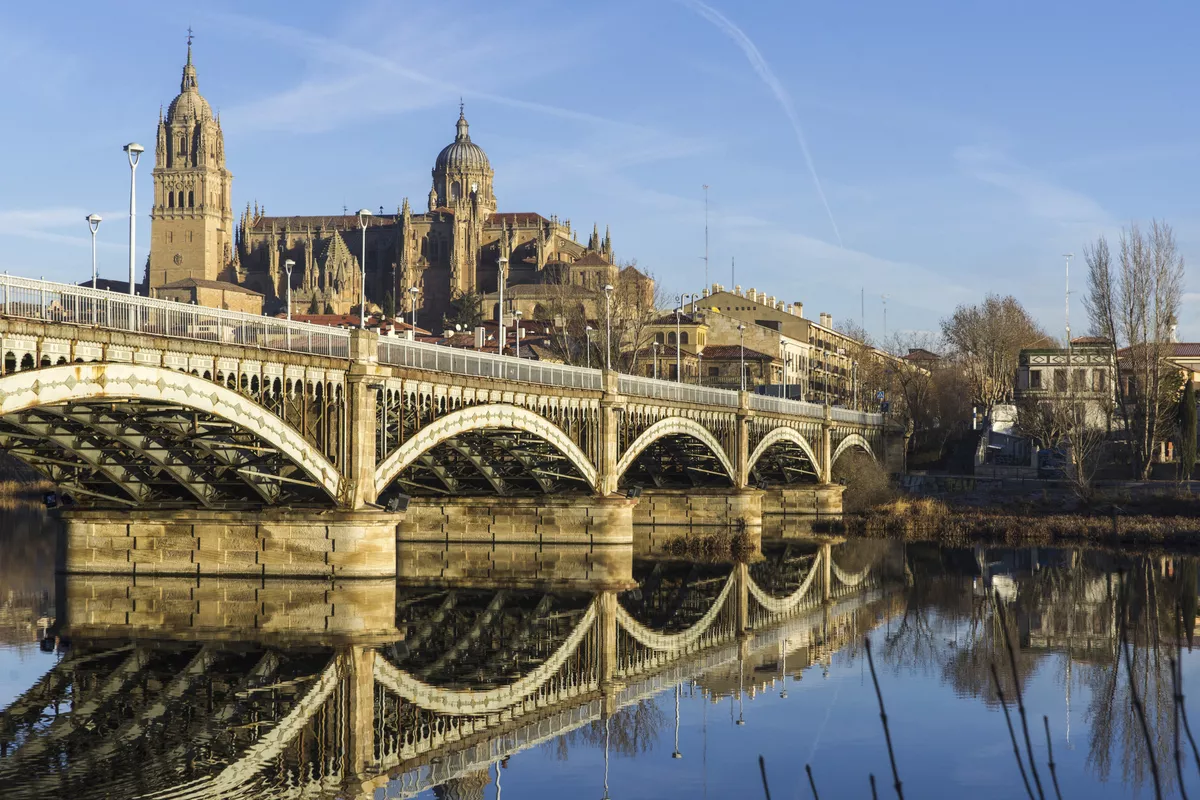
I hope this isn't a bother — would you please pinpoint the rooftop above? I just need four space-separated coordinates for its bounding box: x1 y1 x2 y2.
701 344 777 361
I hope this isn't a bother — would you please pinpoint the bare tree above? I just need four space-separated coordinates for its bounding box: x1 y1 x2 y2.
1018 390 1107 497
941 295 1051 414
1085 221 1185 478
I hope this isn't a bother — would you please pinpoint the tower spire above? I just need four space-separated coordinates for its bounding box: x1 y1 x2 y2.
180 28 198 93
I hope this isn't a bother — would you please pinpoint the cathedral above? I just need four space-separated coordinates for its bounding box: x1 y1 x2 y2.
147 40 639 325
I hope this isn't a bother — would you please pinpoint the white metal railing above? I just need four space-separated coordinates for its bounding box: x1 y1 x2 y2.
618 374 739 407
377 337 604 390
748 392 825 418
748 392 884 425
0 274 351 359
831 405 884 425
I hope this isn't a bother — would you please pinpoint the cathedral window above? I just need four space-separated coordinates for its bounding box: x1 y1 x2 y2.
451 181 461 201
168 192 174 209
680 332 689 345
178 191 185 208
188 191 194 208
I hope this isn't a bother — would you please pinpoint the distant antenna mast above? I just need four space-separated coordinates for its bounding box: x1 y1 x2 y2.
703 185 710 289
731 256 735 290
861 287 865 334
882 294 888 341
1063 253 1074 344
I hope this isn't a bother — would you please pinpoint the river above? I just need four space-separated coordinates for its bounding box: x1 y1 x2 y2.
1 505 1197 799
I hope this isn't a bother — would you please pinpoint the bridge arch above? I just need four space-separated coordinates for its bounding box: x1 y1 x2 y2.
374 403 599 498
0 364 342 507
747 426 821 483
832 433 876 467
615 416 735 488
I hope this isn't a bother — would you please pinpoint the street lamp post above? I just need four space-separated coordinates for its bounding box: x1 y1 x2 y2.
356 209 372 329
498 257 508 356
585 326 593 369
409 286 419 340
122 143 144 297
283 259 294 322
738 323 747 392
514 310 523 358
675 303 683 382
603 284 614 371
652 341 659 379
86 214 102 290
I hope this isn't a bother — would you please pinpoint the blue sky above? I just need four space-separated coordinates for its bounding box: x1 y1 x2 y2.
4 0 1200 342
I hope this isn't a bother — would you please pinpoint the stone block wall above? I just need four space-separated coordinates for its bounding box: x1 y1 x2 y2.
63 510 399 578
630 488 763 527
398 496 634 546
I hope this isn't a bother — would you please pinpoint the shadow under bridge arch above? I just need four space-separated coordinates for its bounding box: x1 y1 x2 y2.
832 432 876 468
0 364 342 509
747 426 821 486
615 416 736 490
374 403 599 500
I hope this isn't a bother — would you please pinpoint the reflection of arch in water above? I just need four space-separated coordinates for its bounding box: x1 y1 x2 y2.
0 644 345 800
747 549 824 615
374 602 600 716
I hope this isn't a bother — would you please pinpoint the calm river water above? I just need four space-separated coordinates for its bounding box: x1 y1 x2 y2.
2 505 1199 799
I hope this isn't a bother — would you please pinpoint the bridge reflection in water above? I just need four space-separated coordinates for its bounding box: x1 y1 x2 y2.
0 534 904 799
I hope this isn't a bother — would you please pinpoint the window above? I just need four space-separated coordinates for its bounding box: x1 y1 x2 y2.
1053 369 1067 392
168 192 174 209
655 332 664 344
1092 370 1107 392
708 366 719 377
680 332 689 345
668 332 677 345
188 191 194 208
1028 370 1041 389
1074 368 1088 389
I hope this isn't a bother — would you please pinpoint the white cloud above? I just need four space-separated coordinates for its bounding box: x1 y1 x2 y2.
954 145 1109 225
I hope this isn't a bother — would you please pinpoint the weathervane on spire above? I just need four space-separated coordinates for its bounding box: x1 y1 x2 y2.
187 26 194 47
459 97 464 117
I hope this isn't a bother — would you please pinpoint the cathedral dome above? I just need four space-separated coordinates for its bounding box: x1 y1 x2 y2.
434 109 490 172
167 89 212 122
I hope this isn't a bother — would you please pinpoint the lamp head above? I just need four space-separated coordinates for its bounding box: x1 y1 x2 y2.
498 256 508 265
604 284 614 293
409 286 418 295
586 325 593 332
284 258 295 275
86 214 102 233
124 142 145 155
357 208 372 228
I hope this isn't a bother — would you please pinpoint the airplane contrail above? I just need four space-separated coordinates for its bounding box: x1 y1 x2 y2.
677 0 843 247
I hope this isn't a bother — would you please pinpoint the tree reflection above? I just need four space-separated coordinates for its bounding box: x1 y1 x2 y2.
548 699 665 761
882 544 1200 796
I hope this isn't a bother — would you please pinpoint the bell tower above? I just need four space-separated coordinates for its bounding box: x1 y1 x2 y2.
149 33 234 289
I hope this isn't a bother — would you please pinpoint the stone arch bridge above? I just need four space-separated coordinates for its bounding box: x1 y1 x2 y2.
0 277 898 514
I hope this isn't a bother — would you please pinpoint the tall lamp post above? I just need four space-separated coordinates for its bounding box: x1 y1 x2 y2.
514 310 523 358
283 259 294 321
603 283 614 371
122 143 144 297
409 286 419 339
738 323 747 392
498 256 508 356
585 325 593 369
652 341 659 379
86 214 102 289
675 303 683 381
356 209 372 329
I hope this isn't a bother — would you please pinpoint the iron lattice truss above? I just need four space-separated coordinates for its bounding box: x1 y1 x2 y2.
385 589 594 690
619 561 734 633
0 401 333 509
750 440 819 486
0 644 334 799
750 543 821 597
619 433 733 490
386 426 591 498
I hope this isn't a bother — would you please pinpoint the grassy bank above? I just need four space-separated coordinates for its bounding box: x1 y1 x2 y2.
836 492 1200 550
